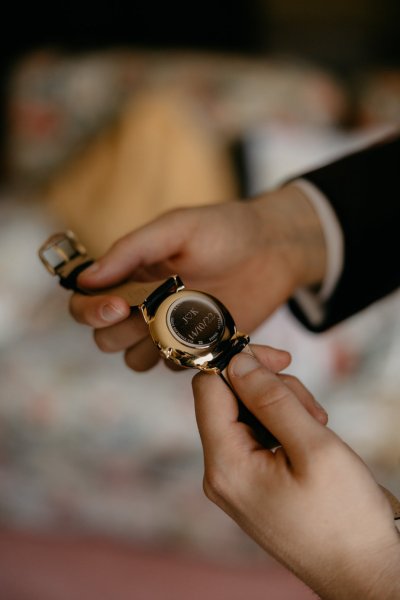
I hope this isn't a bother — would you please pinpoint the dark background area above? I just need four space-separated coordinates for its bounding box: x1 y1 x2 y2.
265 0 400 72
3 0 400 70
2 0 398 169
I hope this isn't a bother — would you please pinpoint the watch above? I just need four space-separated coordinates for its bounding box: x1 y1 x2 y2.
38 231 400 525
38 230 278 449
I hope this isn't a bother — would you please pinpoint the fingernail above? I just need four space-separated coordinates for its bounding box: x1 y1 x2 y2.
231 353 260 377
101 303 125 322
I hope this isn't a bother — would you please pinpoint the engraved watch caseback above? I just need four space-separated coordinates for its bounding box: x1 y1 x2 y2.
168 295 225 348
148 290 237 368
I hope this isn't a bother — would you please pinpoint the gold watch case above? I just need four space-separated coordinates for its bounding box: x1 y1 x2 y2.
145 289 244 372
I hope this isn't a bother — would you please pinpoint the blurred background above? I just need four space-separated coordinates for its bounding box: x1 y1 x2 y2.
0 1 399 598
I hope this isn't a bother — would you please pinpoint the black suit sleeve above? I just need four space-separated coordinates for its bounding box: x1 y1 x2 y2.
289 135 400 332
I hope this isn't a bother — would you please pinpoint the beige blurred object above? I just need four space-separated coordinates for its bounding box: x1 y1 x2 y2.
42 88 237 256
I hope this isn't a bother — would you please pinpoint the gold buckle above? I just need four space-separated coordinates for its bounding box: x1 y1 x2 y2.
38 231 88 275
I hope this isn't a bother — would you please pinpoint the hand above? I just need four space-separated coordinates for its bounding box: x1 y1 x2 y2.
192 347 400 600
70 184 326 371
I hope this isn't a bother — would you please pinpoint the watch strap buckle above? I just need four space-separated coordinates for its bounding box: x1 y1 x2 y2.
38 231 88 276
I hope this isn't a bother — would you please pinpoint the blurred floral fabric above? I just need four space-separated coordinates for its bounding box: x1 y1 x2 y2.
1 50 400 562
8 50 348 184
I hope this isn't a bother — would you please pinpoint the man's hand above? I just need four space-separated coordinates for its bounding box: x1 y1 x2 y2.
69 184 326 371
193 347 400 600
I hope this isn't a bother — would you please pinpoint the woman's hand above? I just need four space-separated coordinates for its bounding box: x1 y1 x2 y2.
70 184 326 371
192 347 400 600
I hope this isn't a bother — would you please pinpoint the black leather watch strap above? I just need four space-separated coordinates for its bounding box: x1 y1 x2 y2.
59 260 95 290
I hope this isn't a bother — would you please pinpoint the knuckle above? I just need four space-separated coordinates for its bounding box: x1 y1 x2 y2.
124 348 139 371
203 468 228 505
320 435 342 459
167 206 186 220
281 374 305 394
71 298 102 327
281 374 316 404
306 432 341 467
202 476 217 503
68 294 85 323
254 379 290 412
93 329 115 353
110 232 132 253
282 374 299 387
124 347 155 372
202 453 242 507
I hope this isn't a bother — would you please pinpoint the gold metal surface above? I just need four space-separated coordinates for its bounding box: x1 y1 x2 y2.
147 289 239 371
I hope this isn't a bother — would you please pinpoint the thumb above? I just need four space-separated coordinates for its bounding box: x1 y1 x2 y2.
228 352 324 464
78 210 190 288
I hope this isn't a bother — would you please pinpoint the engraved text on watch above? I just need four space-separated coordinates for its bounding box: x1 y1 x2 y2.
167 296 225 348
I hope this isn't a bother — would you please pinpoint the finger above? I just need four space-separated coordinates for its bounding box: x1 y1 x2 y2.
248 347 325 422
249 344 291 373
193 346 292 459
192 372 258 462
77 210 191 289
228 352 325 464
94 311 149 353
133 263 178 283
124 336 160 372
278 373 328 425
69 293 130 328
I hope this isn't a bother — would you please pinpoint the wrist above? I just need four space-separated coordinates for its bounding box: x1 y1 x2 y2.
341 546 400 600
250 183 327 290
314 537 400 600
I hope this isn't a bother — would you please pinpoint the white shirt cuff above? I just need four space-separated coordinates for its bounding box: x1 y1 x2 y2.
290 178 344 327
